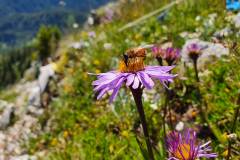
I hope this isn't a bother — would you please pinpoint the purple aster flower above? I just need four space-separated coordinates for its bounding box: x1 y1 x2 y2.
164 47 181 65
166 129 217 160
186 43 206 82
91 47 176 103
152 46 165 58
152 46 181 65
186 43 203 61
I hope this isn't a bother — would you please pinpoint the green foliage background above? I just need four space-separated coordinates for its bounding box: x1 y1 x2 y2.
1 0 240 159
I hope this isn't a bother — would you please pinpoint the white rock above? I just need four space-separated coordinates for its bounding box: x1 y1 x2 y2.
208 13 217 20
69 42 84 50
0 103 14 130
0 155 5 160
213 27 232 38
103 43 112 50
38 64 55 92
28 86 41 107
7 143 16 153
227 133 237 140
72 23 79 29
175 121 184 131
14 146 22 154
28 64 55 107
87 17 94 26
233 12 240 28
179 32 201 39
195 15 201 21
27 105 44 116
0 132 6 151
10 155 37 160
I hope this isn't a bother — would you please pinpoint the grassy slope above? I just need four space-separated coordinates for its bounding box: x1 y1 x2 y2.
27 0 240 159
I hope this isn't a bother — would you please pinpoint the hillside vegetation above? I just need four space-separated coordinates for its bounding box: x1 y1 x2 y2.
0 0 239 160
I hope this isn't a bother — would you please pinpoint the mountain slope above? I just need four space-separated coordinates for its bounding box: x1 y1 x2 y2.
0 0 112 46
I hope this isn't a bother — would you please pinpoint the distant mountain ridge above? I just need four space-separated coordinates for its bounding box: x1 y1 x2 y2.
0 0 111 46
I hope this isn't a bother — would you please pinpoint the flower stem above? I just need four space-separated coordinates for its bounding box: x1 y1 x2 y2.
157 57 163 66
193 59 205 119
193 59 199 82
130 87 155 160
162 97 167 137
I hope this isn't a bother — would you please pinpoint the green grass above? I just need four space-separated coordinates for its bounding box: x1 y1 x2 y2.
0 88 18 102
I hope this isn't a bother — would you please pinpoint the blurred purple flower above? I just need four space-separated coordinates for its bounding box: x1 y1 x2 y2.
105 8 114 21
152 46 181 65
166 129 217 160
186 43 203 61
88 31 96 38
101 8 114 23
91 50 176 103
152 46 165 58
164 47 181 65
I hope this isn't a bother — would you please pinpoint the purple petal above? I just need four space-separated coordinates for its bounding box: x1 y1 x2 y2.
145 65 175 72
92 72 120 85
97 87 110 100
145 70 177 81
138 71 154 90
168 158 179 160
91 71 129 102
132 75 140 89
198 153 217 158
109 77 125 103
93 74 123 92
126 74 135 86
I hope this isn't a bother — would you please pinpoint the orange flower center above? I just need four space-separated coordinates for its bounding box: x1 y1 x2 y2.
119 57 145 73
173 143 191 160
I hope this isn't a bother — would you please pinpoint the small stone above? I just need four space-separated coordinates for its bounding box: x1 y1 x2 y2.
175 121 184 131
103 43 112 50
14 146 22 154
69 41 85 50
208 13 217 20
10 154 37 160
179 32 201 39
195 15 201 21
233 12 240 28
0 103 14 130
0 155 5 160
27 105 44 116
72 23 79 29
227 133 237 140
213 27 232 38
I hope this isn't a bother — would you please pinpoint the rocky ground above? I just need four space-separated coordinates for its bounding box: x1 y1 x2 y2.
0 65 55 160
